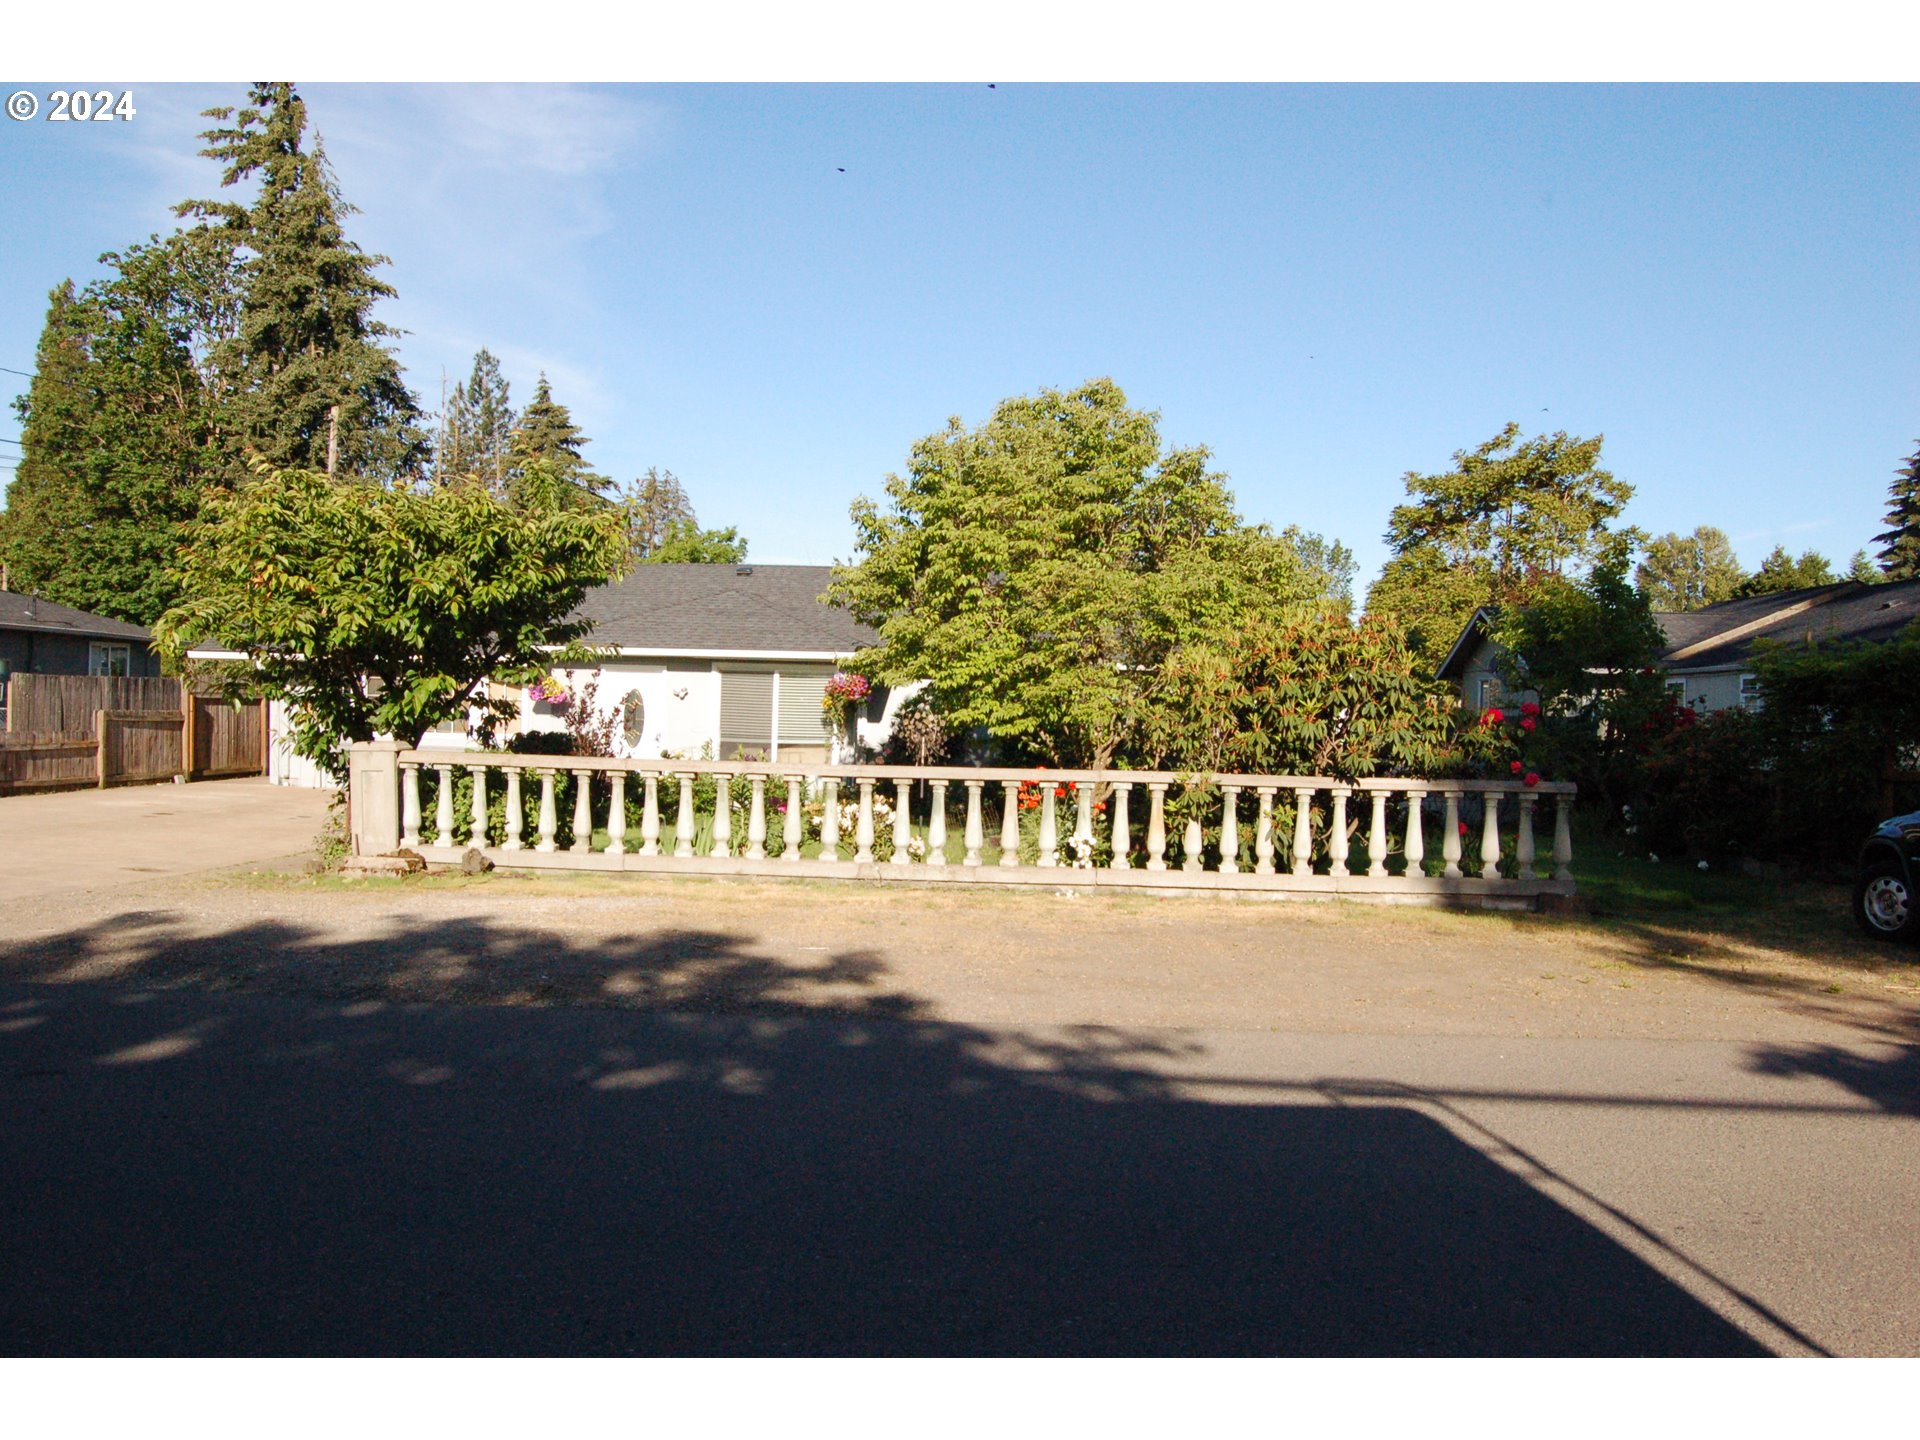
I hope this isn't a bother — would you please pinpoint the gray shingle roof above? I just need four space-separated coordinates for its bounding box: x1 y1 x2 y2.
0 591 152 642
569 564 877 654
1656 578 1920 671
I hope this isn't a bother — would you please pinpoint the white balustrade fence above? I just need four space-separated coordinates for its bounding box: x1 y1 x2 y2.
349 741 1576 906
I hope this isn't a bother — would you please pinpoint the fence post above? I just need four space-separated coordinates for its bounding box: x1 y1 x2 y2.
346 740 407 855
181 696 196 782
96 709 108 788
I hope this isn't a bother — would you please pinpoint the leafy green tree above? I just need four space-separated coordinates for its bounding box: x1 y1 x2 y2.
1737 545 1837 597
645 518 748 564
829 378 1340 768
153 462 630 777
439 348 515 490
1635 526 1748 611
1491 548 1669 814
505 374 609 508
3 234 235 623
1367 422 1634 666
1874 442 1920 580
178 83 426 482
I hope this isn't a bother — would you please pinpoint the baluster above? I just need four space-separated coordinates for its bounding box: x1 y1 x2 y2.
1368 789 1389 878
1254 787 1275 876
1516 792 1537 880
963 779 985 868
570 767 593 853
820 778 842 862
1480 791 1503 881
710 772 733 858
854 778 876 863
1037 783 1058 867
468 765 489 848
1181 812 1204 874
927 779 948 867
1554 793 1574 881
782 776 803 861
891 778 913 866
1073 782 1093 867
1109 782 1132 871
503 768 523 851
746 775 768 860
1441 790 1462 878
400 764 421 848
1219 785 1241 874
1145 782 1169 872
639 774 661 857
999 781 1020 867
1292 787 1314 874
674 774 697 858
436 764 455 848
1328 786 1350 875
607 772 627 855
1404 789 1425 878
536 770 558 852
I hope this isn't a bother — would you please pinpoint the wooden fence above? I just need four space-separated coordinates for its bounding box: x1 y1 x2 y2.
0 675 266 794
3 674 183 736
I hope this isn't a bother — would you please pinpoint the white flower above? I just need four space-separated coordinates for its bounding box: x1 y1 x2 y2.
1697 860 1709 871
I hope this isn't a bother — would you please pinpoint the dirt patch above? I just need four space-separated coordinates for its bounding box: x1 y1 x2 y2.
2 864 1913 1048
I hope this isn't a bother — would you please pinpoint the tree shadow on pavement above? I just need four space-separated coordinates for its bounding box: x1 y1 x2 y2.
0 913 1768 1357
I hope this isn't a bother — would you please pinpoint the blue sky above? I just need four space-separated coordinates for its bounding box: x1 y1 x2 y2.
1 81 1914 591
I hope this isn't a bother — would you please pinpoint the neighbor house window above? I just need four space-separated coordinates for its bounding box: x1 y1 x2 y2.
1476 677 1502 710
88 643 130 677
1740 674 1762 711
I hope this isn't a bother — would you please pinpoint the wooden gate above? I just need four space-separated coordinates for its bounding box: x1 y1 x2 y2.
188 694 266 779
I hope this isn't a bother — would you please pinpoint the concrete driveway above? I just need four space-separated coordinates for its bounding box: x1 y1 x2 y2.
0 779 331 908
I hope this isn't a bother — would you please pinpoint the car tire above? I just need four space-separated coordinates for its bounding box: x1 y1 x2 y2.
1853 858 1917 943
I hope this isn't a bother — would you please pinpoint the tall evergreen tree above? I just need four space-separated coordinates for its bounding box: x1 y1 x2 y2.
1737 545 1837 597
1635 526 1748 611
1874 442 1920 580
178 83 425 482
2 233 233 623
438 348 515 490
505 374 608 508
1847 549 1887 585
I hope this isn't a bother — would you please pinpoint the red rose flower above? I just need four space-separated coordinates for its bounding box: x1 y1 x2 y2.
1524 772 1540 787
1520 717 1536 731
1520 701 1541 717
1482 707 1505 725
1510 760 1524 774
1459 821 1469 835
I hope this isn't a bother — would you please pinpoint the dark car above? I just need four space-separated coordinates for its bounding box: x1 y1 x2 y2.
1854 809 1920 943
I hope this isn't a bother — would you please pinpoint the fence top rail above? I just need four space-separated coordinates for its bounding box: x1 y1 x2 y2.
100 709 188 722
392 748 1578 796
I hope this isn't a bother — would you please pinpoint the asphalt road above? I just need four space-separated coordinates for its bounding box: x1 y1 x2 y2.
2 973 1913 1356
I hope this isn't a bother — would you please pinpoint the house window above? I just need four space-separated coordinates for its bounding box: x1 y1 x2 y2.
88 642 130 677
1476 676 1502 710
1740 674 1762 711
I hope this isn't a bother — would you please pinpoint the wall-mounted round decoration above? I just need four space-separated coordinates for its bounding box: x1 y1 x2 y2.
622 689 646 748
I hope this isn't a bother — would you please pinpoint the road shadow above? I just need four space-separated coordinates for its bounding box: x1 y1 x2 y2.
0 914 1767 1356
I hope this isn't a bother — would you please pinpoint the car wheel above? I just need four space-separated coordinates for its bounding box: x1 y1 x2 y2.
1853 859 1917 943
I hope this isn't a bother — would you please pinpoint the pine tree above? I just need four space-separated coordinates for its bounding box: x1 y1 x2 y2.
1738 546 1837 597
1847 549 1887 585
1874 442 1920 580
505 374 608 508
177 83 425 482
443 348 514 491
2 236 232 623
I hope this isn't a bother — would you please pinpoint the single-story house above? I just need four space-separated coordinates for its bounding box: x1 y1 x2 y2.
1438 576 1920 714
1 590 160 727
253 562 908 787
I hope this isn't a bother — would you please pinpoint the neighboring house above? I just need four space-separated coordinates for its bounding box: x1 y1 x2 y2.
1437 577 1920 714
1 590 160 728
518 563 906 762
241 562 907 787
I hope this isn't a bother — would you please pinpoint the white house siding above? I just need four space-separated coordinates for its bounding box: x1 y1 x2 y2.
1667 668 1752 713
